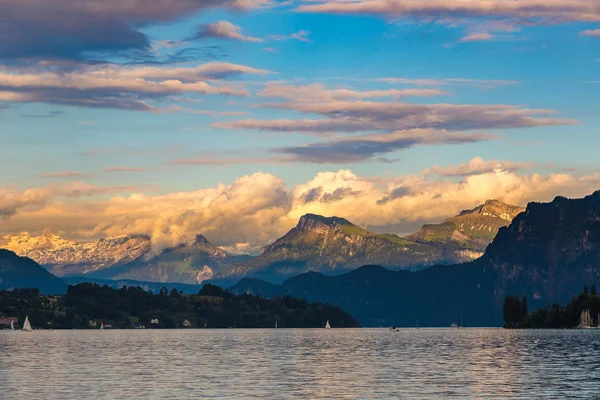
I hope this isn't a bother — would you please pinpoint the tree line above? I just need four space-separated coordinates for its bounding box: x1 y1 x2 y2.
0 283 360 329
504 285 600 329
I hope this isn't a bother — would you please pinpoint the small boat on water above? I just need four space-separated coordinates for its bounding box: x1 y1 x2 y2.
100 322 104 330
10 320 15 331
325 320 331 329
450 322 458 328
275 320 278 329
22 316 33 332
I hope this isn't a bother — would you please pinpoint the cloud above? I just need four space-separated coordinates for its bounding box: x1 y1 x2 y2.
581 29 600 37
170 155 293 165
423 157 533 177
3 167 600 251
0 181 154 219
40 171 92 179
259 83 446 101
216 101 576 135
0 187 51 218
103 166 149 172
459 32 494 43
373 78 519 89
296 1 600 25
270 30 312 42
0 0 272 63
0 62 270 110
196 21 263 42
273 129 493 163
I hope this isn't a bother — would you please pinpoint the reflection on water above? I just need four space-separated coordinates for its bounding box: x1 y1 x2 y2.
1 329 599 399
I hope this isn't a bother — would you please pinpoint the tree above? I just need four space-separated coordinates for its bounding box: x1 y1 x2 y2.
591 284 597 296
521 297 528 321
503 296 523 327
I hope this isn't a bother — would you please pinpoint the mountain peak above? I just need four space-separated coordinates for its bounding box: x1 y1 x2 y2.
457 199 523 220
297 214 353 230
195 234 210 244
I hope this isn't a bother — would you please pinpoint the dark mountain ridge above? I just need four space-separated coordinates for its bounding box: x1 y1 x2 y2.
0 249 67 294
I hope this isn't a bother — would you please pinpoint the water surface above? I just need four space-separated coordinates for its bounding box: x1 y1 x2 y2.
1 329 599 399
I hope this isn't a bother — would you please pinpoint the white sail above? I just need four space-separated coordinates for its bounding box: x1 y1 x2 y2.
275 320 278 329
100 322 104 330
10 320 14 331
325 320 331 329
22 316 32 332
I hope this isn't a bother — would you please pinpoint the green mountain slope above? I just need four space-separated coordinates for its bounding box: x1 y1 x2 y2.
406 199 525 258
222 200 523 283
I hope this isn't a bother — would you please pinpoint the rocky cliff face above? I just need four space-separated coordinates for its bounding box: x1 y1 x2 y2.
481 192 600 307
407 199 525 261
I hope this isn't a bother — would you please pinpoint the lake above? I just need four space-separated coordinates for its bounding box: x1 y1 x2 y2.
1 329 599 399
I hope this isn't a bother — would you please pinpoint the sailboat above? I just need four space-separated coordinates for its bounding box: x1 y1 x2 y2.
10 320 15 331
22 316 33 332
451 322 458 328
275 320 278 329
325 320 331 329
100 322 104 330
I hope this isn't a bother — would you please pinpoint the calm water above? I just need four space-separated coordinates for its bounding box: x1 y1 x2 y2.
1 329 600 399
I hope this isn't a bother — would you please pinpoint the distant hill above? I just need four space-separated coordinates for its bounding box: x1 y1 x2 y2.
231 191 600 326
230 263 498 327
0 249 67 294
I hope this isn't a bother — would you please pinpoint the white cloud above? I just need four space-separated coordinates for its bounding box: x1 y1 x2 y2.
199 21 263 42
423 157 533 177
297 0 600 25
259 83 446 101
270 30 312 42
581 29 600 37
460 32 494 43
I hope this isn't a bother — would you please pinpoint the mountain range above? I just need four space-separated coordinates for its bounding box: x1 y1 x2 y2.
3 191 600 326
231 191 600 326
0 199 523 284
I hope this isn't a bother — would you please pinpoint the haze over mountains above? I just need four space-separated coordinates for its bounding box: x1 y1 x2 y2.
1 199 523 284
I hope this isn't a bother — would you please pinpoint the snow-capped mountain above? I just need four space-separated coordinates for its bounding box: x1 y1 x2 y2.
0 229 151 276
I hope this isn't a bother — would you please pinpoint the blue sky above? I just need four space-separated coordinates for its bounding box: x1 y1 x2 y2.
1 0 600 250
